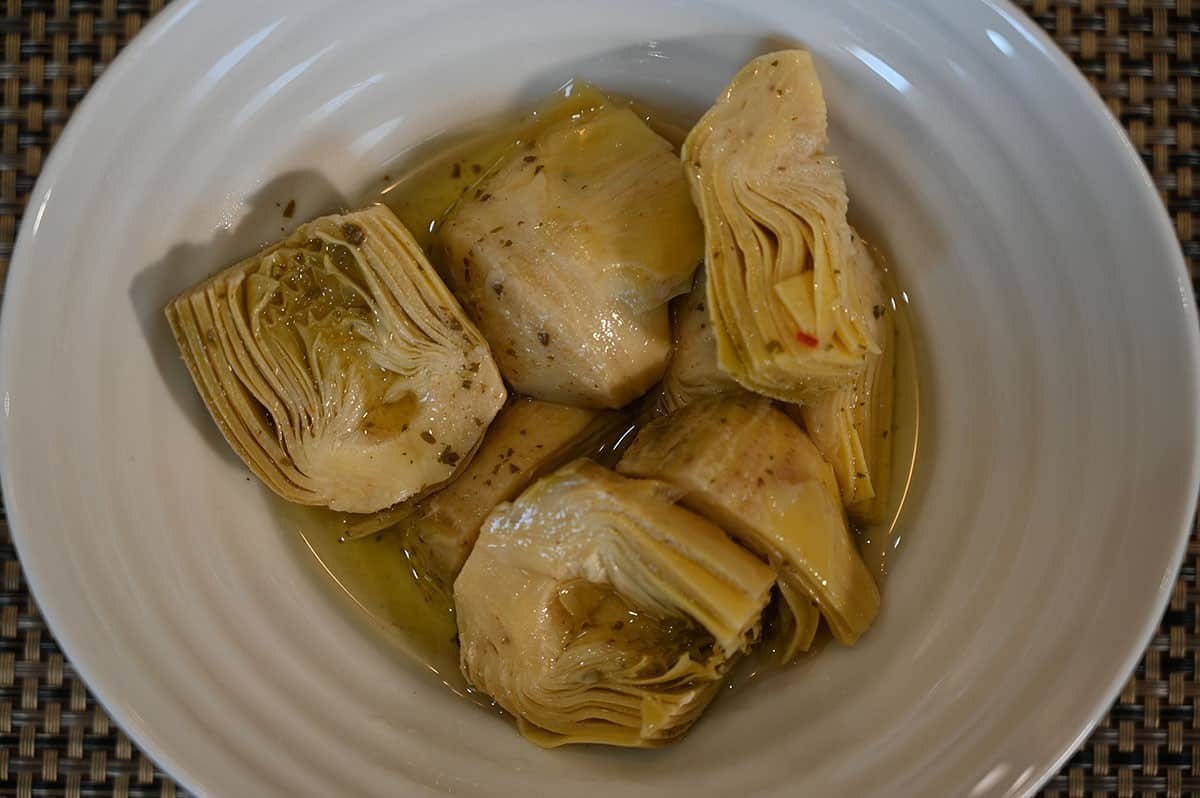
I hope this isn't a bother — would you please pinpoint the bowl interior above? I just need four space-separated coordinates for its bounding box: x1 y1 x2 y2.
1 1 1196 796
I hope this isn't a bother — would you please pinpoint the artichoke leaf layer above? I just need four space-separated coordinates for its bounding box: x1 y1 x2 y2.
166 205 506 513
454 460 774 747
657 269 741 415
439 101 704 408
682 50 879 403
797 234 897 523
383 398 626 588
618 395 879 657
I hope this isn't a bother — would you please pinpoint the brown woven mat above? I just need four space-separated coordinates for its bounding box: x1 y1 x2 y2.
0 1 1193 796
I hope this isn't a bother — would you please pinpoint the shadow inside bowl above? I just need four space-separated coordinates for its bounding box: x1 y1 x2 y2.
128 169 348 463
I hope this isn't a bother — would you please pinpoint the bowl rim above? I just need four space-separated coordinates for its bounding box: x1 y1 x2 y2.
981 0 1200 788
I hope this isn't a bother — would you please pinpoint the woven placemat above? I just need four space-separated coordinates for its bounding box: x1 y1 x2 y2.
0 1 1193 796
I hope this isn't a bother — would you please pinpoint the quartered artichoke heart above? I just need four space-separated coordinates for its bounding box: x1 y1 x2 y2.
372 397 626 590
454 459 774 748
682 50 879 403
796 234 897 523
657 268 740 415
618 394 879 660
438 99 704 408
165 204 506 513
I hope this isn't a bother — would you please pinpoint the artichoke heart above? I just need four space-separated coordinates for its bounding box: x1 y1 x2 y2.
439 101 704 408
682 50 878 403
618 395 879 657
658 268 740 415
454 460 774 748
797 234 896 523
165 205 506 513
393 397 626 589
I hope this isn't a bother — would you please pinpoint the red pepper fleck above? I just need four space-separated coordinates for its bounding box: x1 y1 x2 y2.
795 331 820 348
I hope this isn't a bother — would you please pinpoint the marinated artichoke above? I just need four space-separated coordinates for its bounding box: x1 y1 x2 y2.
658 269 739 414
397 397 625 590
682 50 879 403
797 234 896 523
618 395 879 658
455 459 774 747
165 205 506 513
438 100 704 408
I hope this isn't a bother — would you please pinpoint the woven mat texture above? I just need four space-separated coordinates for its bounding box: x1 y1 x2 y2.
0 1 1194 796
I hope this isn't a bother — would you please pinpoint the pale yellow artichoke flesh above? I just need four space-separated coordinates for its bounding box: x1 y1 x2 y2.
165 205 506 513
438 99 704 408
657 269 740 415
682 50 879 403
617 395 879 656
391 397 626 590
454 460 774 747
796 234 896 523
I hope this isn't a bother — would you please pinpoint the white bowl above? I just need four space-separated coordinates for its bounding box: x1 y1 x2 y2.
1 0 1197 795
